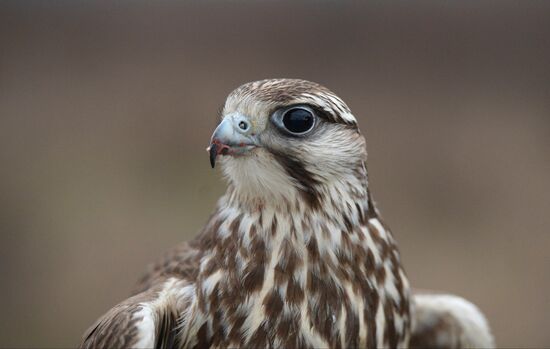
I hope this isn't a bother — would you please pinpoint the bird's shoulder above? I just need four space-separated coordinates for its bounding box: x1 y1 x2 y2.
133 221 219 293
133 240 202 294
80 291 159 349
410 291 495 348
80 279 193 349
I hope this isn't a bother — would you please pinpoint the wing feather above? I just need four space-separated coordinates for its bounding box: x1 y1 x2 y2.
80 292 156 349
80 279 193 349
81 218 218 348
410 291 495 348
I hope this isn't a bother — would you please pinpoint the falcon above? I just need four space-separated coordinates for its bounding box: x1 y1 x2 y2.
80 79 494 348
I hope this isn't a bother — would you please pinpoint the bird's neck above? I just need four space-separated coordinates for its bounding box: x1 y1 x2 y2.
191 165 409 348
220 161 370 235
198 163 377 266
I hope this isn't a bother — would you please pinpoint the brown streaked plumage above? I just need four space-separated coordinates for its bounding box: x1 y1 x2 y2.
79 79 494 348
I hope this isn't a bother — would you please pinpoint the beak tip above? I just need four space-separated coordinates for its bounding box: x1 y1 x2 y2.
209 143 217 168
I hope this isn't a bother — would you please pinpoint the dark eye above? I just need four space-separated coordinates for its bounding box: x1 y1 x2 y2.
281 107 315 134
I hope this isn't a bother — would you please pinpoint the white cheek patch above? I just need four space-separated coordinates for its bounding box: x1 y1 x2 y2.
299 127 365 182
220 150 299 203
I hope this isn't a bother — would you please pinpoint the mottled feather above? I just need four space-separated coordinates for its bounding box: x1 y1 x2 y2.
80 78 494 349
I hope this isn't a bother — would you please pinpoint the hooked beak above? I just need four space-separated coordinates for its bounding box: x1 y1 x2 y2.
207 114 258 168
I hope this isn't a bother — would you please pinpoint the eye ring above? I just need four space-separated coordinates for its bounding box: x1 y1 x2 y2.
273 106 316 136
238 120 248 130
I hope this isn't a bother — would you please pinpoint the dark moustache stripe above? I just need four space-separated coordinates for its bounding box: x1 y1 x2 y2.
269 149 322 210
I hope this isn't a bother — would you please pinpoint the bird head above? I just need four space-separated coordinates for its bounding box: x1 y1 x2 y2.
208 79 367 207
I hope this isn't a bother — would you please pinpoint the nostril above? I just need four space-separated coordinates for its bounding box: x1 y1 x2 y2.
238 120 249 131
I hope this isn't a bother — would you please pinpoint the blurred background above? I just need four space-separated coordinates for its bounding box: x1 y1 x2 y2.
1 1 549 347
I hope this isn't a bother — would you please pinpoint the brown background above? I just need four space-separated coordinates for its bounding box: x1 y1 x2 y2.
1 1 549 347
